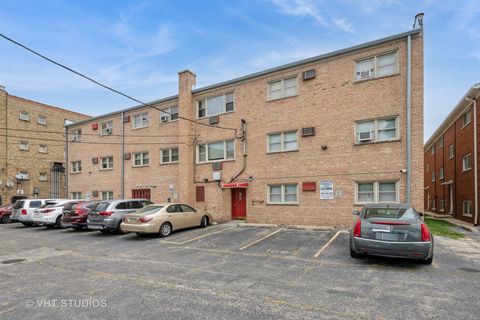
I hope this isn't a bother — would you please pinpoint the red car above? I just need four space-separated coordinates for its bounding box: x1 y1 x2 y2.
0 205 13 223
62 201 97 230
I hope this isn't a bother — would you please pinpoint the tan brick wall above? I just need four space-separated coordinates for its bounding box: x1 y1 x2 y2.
0 89 89 204
67 32 423 227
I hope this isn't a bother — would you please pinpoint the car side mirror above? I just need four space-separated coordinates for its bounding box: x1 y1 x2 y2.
352 209 360 216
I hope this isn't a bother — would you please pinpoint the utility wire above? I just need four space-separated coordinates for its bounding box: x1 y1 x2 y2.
0 33 238 133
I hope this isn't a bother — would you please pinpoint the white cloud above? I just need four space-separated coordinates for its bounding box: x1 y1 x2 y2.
269 0 354 32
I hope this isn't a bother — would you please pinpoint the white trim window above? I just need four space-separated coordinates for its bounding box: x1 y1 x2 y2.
431 171 435 182
439 167 444 180
268 76 298 101
19 111 30 121
39 172 48 182
101 191 114 201
100 121 113 136
37 115 47 125
133 152 149 167
197 140 234 163
449 144 455 159
462 110 471 128
132 112 149 129
355 117 398 143
355 51 397 80
268 131 298 153
161 148 179 164
101 156 113 170
38 144 48 153
268 184 298 204
197 92 234 118
19 141 29 151
71 161 82 173
71 192 82 200
72 129 82 142
463 154 472 172
438 136 444 148
439 199 445 211
160 106 179 123
463 200 472 217
356 181 399 204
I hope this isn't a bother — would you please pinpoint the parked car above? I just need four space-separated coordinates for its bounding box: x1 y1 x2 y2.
62 201 97 230
350 203 433 264
0 205 13 223
32 200 73 228
121 203 212 237
11 199 67 226
87 199 152 233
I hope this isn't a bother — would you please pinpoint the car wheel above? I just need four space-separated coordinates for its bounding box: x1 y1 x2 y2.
1 215 10 224
200 216 209 228
350 246 361 259
54 216 63 229
159 222 172 237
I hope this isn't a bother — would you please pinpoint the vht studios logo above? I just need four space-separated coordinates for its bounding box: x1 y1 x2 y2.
25 298 107 308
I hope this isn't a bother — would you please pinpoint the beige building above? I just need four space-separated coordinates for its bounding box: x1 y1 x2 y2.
66 27 424 227
0 86 89 205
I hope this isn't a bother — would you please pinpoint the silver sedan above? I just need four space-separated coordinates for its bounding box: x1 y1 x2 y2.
349 203 433 264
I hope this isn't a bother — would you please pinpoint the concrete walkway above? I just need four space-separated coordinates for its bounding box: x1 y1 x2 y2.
424 211 480 233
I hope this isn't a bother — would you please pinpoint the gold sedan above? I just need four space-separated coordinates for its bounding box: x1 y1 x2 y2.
121 203 212 237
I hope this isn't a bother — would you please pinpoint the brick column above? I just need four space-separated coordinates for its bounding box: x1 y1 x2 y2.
177 70 196 205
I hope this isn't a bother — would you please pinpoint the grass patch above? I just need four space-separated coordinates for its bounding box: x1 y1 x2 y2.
424 216 464 239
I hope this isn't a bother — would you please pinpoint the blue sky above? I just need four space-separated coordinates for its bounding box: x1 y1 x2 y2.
1 0 479 140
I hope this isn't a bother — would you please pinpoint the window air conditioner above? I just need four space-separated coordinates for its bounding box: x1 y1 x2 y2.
302 69 316 80
161 115 169 122
359 131 373 141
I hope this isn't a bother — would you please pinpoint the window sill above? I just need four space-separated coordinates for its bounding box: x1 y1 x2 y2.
19 119 30 122
267 149 299 155
99 168 114 171
38 123 47 126
462 168 472 173
197 110 235 120
99 134 113 137
354 139 401 146
160 119 179 124
19 149 29 152
160 161 179 165
353 73 400 84
131 126 149 130
266 203 299 206
196 159 235 165
133 165 150 168
267 94 299 103
461 122 471 129
70 171 82 175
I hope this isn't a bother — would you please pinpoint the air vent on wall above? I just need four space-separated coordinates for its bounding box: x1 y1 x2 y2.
91 123 98 130
92 157 98 164
92 190 98 197
302 127 316 137
209 115 219 125
124 153 131 160
302 69 316 80
212 162 223 170
123 115 130 123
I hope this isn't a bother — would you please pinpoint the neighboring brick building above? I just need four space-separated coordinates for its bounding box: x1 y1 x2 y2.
0 86 90 205
424 84 480 226
66 27 424 227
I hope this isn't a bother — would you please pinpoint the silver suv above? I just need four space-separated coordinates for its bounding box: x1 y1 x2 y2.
87 199 152 233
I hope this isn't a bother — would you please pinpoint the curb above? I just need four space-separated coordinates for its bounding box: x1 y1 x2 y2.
239 222 337 231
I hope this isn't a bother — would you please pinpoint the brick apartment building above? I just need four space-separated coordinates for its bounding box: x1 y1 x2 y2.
424 84 480 226
66 26 424 227
0 86 89 205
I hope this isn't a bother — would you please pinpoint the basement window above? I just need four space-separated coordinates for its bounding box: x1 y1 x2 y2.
355 181 398 204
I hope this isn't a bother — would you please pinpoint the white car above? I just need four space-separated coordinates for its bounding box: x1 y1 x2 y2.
32 200 72 228
12 199 67 226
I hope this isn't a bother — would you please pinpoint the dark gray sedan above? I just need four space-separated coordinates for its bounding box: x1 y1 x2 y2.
350 203 433 264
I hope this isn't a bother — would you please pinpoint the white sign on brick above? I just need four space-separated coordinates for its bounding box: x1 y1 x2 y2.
320 180 334 200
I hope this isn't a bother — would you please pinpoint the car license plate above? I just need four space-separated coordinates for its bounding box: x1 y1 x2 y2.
376 233 399 241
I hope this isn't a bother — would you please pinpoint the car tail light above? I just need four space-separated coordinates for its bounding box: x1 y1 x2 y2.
99 211 114 216
138 216 153 224
353 219 362 237
75 208 82 214
21 209 27 215
421 223 431 242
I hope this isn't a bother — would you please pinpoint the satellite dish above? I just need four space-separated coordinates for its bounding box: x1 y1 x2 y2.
6 180 14 188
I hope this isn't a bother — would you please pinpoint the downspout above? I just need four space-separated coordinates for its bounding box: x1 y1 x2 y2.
466 96 478 225
406 34 412 205
121 112 125 199
65 125 69 197
229 119 247 183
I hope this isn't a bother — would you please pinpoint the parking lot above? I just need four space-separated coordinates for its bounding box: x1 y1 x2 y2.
1 222 480 319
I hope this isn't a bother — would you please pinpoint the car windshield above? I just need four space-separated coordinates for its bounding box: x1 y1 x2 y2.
364 208 417 220
133 205 164 216
13 201 25 209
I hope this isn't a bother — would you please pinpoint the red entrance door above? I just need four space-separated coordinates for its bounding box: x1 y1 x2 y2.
132 189 151 200
232 188 247 219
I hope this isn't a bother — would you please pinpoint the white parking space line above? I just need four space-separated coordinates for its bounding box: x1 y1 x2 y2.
160 226 237 245
239 228 285 251
313 231 345 258
116 234 134 239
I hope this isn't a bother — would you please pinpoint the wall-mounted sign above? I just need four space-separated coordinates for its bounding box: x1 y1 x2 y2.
168 184 175 192
320 180 334 200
